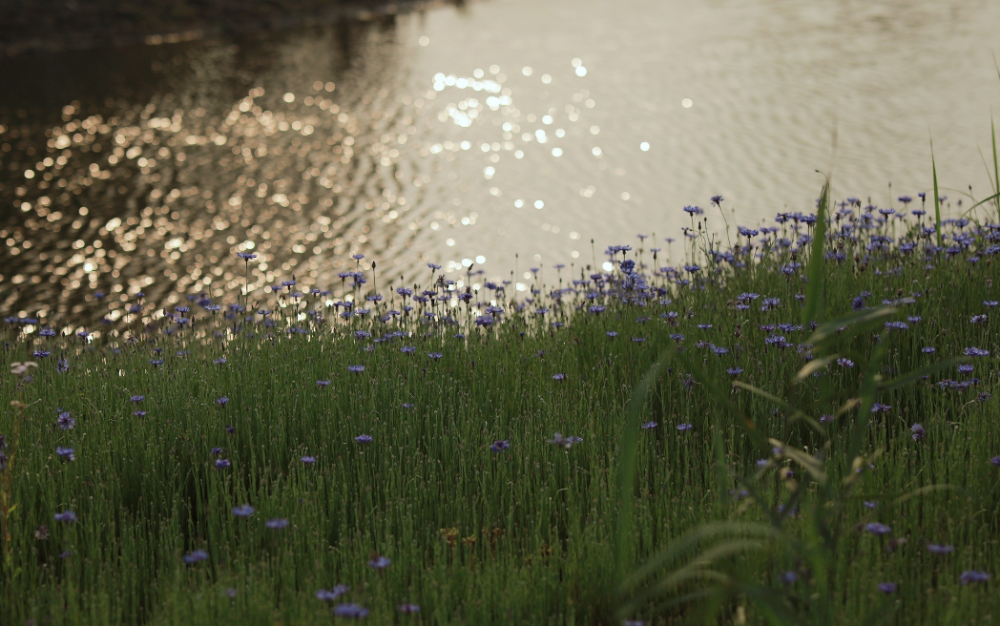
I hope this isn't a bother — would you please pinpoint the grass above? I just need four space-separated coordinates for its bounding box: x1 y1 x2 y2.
2 188 1000 625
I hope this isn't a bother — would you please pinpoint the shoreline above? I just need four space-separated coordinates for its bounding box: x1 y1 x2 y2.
0 0 457 58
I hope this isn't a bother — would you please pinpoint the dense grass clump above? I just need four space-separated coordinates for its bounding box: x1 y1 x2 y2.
2 195 1000 625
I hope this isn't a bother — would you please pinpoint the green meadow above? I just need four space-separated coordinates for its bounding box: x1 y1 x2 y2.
2 178 1000 626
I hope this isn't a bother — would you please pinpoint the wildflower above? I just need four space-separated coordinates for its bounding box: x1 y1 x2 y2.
927 544 954 554
401 346 416 354
428 352 443 360
225 588 238 599
877 582 897 594
56 447 75 461
864 523 891 535
676 423 693 432
355 434 373 444
232 505 255 518
781 571 798 584
641 421 658 430
971 314 988 324
991 456 1000 466
216 397 229 406
552 373 566 381
301 456 316 464
316 586 350 601
348 365 365 374
910 423 926 441
964 347 990 357
333 603 369 618
317 380 331 387
589 305 606 314
130 395 145 403
957 364 974 374
922 347 936 354
183 549 209 564
546 432 583 449
985 301 999 307
35 525 49 540
682 205 704 215
490 440 510 452
884 321 908 330
727 367 743 376
266 519 289 529
214 357 227 365
369 556 391 569
215 459 231 469
870 403 891 413
819 414 834 423
398 604 421 614
134 411 146 417
54 510 78 523
56 412 76 430
837 358 854 368
607 331 619 338
863 501 877 509
960 570 990 584
402 403 415 409
237 252 257 261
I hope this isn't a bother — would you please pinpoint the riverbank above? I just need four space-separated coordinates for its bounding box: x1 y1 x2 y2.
2 196 998 624
0 0 456 57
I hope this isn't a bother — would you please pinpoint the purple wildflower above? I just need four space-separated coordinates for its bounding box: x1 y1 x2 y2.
676 423 693 432
232 504 255 518
333 603 369 618
266 518 289 529
369 556 391 569
490 440 510 452
355 434 373 444
54 510 77 523
183 549 209 564
864 522 892 535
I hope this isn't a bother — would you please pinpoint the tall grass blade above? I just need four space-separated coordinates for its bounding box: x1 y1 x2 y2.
802 174 830 326
931 137 942 248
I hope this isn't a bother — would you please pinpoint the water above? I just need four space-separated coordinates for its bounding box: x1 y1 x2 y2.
2 0 999 323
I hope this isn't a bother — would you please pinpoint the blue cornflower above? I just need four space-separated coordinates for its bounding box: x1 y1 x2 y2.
56 446 75 461
214 357 228 365
682 205 704 215
546 432 583 449
216 397 229 406
641 421 658 430
400 346 416 354
964 347 990 357
910 423 926 441
348 365 365 374
960 571 990 584
355 434 373 444
726 367 743 376
922 347 936 354
237 252 257 261
865 522 892 535
56 412 76 430
927 544 954 554
884 321 908 330
398 604 421 614
552 373 566 381
877 582 897 594
589 305 606 314
985 301 999 307
266 519 289 530
316 586 350 601
130 395 144 403
607 331 618 338
369 556 391 569
490 440 510 452
317 380 331 387
54 510 77 523
232 505 255 518
333 603 369 618
301 456 316 464
863 501 877 509
676 423 693 432
183 549 209 564
428 352 443 360
871 403 891 413
215 459 231 469
134 411 146 417
402 403 415 409
837 358 854 368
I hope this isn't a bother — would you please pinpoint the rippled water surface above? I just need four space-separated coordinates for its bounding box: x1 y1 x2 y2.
2 0 999 321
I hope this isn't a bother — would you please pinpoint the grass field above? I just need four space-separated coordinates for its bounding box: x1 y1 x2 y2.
2 186 1000 625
